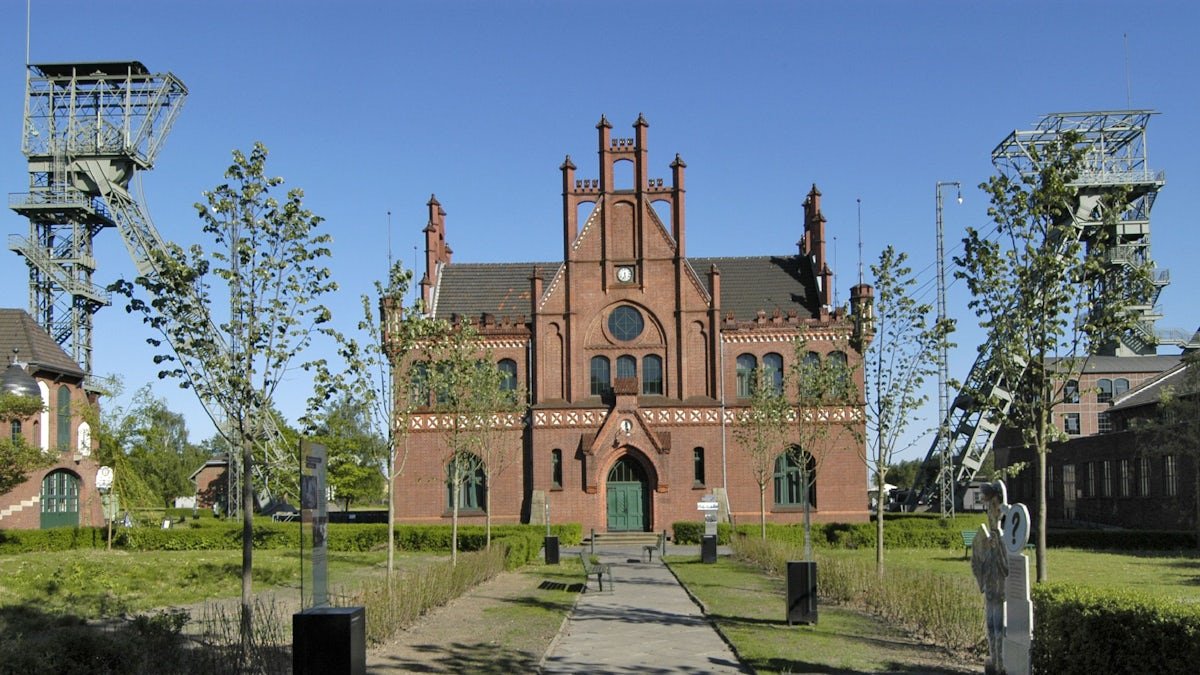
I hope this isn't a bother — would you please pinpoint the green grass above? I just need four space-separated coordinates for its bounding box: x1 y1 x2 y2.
0 548 414 618
668 557 972 674
827 547 1200 602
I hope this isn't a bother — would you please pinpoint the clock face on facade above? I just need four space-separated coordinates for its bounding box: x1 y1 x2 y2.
616 266 634 283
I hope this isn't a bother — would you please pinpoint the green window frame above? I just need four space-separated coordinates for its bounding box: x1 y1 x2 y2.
735 354 757 398
774 450 816 508
642 355 663 395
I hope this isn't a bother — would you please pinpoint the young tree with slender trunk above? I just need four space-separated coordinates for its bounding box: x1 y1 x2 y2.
112 143 337 657
733 368 790 539
956 131 1152 582
323 262 440 584
861 246 952 578
788 337 862 560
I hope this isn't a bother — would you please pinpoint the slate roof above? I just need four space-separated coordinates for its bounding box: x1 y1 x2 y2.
0 308 85 379
689 255 817 321
1047 354 1182 375
1110 359 1197 412
432 255 817 322
434 262 555 320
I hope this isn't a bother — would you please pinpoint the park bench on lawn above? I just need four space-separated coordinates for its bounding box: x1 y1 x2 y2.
578 551 614 592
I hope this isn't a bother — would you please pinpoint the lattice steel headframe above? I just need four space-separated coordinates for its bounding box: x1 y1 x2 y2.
909 110 1168 512
8 61 187 374
992 110 1168 356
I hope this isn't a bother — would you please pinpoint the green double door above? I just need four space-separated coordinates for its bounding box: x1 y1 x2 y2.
606 456 649 532
40 470 80 529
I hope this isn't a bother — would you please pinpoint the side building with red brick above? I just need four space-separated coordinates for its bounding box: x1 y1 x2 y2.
388 117 872 533
0 309 104 529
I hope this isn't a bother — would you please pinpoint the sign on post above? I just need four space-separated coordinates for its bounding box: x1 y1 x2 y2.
300 440 329 609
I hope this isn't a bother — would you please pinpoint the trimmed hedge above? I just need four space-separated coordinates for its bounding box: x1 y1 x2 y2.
1033 583 1200 675
1045 529 1196 551
0 522 583 555
672 515 986 549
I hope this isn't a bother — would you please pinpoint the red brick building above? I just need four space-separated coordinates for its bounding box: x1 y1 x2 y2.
0 309 104 529
390 117 871 533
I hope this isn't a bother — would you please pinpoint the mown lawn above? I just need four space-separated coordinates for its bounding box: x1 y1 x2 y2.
0 548 440 618
669 557 974 674
823 546 1200 601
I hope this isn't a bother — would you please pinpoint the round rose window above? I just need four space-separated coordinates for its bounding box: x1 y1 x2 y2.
608 306 644 342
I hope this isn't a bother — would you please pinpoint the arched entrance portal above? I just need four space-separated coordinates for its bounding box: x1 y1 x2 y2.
40 470 80 529
606 455 650 532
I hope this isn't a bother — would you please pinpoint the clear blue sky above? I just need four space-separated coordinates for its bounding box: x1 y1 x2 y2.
2 1 1197 463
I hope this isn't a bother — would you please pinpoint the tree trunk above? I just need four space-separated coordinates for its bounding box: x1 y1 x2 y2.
1036 427 1048 584
875 469 886 578
240 436 254 660
386 451 395 594
451 473 460 567
803 477 813 561
485 470 492 549
759 484 766 539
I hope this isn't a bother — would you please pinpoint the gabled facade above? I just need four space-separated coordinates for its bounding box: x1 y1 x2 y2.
389 117 872 532
0 308 103 529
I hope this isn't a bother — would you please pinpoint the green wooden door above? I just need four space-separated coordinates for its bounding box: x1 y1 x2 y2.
606 457 648 532
40 470 80 529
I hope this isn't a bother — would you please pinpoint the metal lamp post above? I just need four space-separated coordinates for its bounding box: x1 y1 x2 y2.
935 181 961 517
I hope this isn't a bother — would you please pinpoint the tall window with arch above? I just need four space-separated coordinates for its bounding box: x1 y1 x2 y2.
616 355 637 381
1064 379 1080 404
590 356 611 396
56 385 71 450
736 354 757 398
498 358 518 393
642 355 663 395
763 353 784 395
1097 378 1114 404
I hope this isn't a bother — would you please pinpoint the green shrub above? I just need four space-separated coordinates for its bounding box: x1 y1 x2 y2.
0 527 107 553
1033 584 1200 675
0 522 582 555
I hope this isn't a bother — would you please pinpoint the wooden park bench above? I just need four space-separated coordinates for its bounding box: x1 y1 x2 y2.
578 551 614 591
961 530 976 558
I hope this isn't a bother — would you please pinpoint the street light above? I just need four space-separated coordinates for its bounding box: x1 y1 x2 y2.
935 181 961 517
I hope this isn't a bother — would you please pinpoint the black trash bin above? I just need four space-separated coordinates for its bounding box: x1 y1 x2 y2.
701 534 717 563
544 535 560 564
293 605 366 675
786 561 818 625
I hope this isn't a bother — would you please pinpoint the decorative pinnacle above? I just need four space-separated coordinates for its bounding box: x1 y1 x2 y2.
597 114 612 129
560 155 576 171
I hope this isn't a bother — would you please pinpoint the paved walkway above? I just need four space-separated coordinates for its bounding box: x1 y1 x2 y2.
540 545 749 674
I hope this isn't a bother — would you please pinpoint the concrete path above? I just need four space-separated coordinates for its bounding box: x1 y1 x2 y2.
540 546 749 674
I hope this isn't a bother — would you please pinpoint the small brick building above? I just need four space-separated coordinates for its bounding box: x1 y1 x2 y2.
389 117 872 533
0 309 103 529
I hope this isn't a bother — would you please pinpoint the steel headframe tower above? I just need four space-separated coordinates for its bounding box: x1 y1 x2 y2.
991 110 1169 356
908 110 1167 512
9 62 187 375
